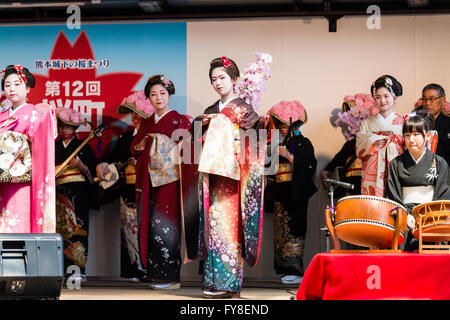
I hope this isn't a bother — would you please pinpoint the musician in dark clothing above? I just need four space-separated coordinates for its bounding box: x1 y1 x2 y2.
320 95 373 250
266 101 317 284
320 138 362 196
320 97 367 196
96 91 154 281
55 107 98 281
413 83 450 165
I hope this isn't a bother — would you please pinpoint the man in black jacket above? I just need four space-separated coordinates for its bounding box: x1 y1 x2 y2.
415 83 450 165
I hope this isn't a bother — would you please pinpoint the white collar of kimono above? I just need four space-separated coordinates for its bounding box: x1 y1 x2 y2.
133 128 138 136
218 97 236 112
408 149 426 164
62 136 75 148
8 103 27 115
154 109 172 123
376 110 395 126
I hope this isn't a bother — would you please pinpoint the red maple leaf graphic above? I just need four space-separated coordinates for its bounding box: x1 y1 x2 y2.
28 30 143 159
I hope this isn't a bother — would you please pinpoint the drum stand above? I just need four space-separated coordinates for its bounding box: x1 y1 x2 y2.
418 213 450 253
323 184 341 251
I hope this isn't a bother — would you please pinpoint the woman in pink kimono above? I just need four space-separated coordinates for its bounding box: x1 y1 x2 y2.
0 64 56 233
356 75 405 196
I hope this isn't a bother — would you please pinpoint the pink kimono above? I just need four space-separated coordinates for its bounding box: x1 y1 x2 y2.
0 103 56 233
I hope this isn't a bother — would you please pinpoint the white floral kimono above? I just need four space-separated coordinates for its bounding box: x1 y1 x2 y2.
356 112 404 197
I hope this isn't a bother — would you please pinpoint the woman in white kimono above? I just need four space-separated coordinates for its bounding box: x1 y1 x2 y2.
356 75 405 196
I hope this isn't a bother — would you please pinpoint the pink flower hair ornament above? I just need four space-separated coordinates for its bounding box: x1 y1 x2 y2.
119 90 155 119
334 93 377 141
220 56 232 68
56 107 88 127
267 100 307 125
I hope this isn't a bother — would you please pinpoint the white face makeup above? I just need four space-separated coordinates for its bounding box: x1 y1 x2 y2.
373 87 395 117
149 84 170 115
3 73 29 108
210 67 236 101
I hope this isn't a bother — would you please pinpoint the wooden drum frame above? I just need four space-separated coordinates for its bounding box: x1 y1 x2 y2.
412 200 450 243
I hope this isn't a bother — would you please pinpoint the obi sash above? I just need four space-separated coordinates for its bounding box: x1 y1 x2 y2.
124 163 136 184
55 164 85 186
345 158 363 177
275 162 292 183
403 185 434 205
198 114 241 180
0 130 32 183
148 133 180 187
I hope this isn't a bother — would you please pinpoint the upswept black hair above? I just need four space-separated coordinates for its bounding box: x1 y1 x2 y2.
403 109 435 137
1 65 35 90
370 75 403 98
144 74 175 98
208 57 240 82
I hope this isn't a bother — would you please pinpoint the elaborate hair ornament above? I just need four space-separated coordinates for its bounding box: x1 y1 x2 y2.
236 52 273 110
384 77 395 98
220 56 232 68
1 65 28 84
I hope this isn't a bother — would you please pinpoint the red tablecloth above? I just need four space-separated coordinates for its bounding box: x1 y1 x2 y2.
296 253 450 300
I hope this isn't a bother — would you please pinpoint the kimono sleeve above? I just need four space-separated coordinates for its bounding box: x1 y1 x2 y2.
30 108 56 233
385 157 405 210
434 156 450 201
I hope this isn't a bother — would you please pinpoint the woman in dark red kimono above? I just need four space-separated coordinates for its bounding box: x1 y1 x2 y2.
131 75 191 290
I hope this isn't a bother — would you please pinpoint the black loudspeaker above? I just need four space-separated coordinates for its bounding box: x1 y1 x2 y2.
0 233 64 300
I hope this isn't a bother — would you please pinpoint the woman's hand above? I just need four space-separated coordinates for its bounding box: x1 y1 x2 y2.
69 156 84 170
278 146 293 163
96 162 110 181
374 138 388 149
407 214 416 230
320 170 333 189
202 115 211 126
133 135 151 152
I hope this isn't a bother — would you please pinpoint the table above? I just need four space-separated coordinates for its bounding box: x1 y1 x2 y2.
296 252 450 300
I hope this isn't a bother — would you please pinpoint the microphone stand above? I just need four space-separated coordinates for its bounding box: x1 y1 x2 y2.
320 184 336 253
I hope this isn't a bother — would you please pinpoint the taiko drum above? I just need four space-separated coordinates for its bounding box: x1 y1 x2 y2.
335 195 408 248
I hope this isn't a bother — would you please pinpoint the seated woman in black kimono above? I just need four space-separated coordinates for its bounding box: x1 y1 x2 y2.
386 110 449 251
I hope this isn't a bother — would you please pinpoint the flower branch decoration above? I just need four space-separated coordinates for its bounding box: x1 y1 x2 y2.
237 52 273 110
334 93 377 141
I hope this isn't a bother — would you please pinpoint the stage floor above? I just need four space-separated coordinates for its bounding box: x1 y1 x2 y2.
59 279 298 300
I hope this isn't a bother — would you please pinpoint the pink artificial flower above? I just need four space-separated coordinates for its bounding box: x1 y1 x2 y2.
413 98 422 110
343 95 355 102
268 100 306 123
334 92 378 140
392 113 405 125
370 106 380 115
121 91 155 117
220 56 232 68
444 102 450 113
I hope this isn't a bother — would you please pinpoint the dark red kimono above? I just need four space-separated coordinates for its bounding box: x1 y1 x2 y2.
131 110 191 282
